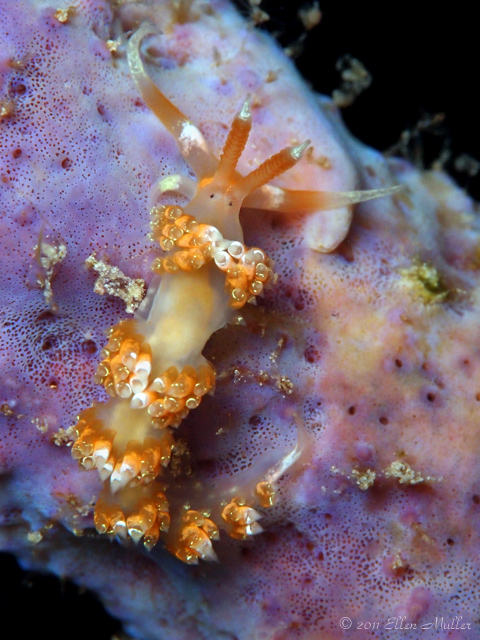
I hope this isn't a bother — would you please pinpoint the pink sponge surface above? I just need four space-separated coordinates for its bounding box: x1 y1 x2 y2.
1 1 480 639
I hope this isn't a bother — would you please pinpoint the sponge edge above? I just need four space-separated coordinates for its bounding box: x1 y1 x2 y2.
304 206 353 252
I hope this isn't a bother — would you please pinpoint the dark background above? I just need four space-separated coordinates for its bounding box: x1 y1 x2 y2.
253 0 479 200
1 1 478 639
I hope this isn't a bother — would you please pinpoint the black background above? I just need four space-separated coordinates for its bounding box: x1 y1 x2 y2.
252 0 479 200
1 1 477 638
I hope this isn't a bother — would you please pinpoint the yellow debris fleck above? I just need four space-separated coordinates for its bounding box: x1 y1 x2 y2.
255 481 276 507
298 2 321 31
51 428 71 447
333 56 372 108
351 468 376 490
36 231 67 311
1 404 14 416
306 147 332 170
54 7 75 23
27 531 43 544
384 460 424 485
106 39 121 55
265 69 279 83
249 0 269 25
0 98 15 118
276 375 294 395
32 417 49 434
391 552 405 571
399 260 449 303
86 254 146 313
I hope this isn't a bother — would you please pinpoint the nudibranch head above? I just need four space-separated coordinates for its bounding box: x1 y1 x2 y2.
145 92 314 310
182 94 310 240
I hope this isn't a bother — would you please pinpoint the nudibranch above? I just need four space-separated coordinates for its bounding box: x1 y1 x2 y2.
68 23 399 564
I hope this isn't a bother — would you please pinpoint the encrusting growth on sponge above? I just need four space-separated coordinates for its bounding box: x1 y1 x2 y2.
68 23 400 563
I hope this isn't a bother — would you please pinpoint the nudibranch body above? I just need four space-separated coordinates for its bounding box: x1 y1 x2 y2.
68 24 397 562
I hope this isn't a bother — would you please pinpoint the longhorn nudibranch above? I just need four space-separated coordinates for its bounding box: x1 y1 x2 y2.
68 24 400 564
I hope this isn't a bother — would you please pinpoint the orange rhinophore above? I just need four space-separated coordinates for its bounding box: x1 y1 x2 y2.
69 23 400 562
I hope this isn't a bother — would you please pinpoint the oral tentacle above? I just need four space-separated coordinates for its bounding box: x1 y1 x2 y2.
127 23 217 180
244 183 403 213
